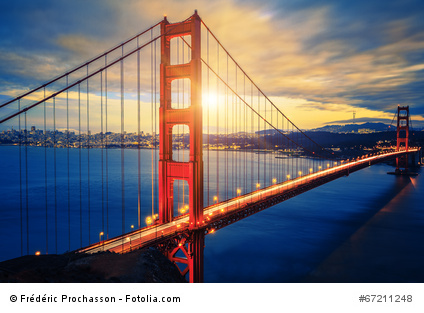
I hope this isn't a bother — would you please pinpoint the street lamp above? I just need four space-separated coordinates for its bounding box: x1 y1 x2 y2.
99 232 104 251
236 188 242 208
256 183 260 190
272 178 277 184
126 236 131 251
213 196 218 204
145 216 152 226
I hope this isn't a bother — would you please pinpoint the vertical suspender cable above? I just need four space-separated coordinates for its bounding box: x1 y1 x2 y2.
67 76 70 251
151 29 154 218
257 90 260 188
105 55 109 239
235 66 237 192
53 97 57 253
78 84 82 246
178 37 185 207
87 65 91 244
216 43 219 200
44 88 48 254
264 97 266 187
101 70 104 236
274 107 277 182
182 39 185 208
24 111 29 255
154 40 158 217
232 84 235 196
225 54 229 201
177 39 180 209
244 75 246 192
18 100 22 256
271 105 274 182
137 36 141 229
206 32 210 206
121 45 125 241
251 83 253 193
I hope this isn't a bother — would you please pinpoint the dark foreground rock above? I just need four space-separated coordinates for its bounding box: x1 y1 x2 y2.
0 248 186 283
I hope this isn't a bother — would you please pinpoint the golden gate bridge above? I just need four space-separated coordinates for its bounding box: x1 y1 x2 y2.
0 11 421 282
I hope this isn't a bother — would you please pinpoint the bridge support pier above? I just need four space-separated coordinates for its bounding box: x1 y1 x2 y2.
162 230 205 283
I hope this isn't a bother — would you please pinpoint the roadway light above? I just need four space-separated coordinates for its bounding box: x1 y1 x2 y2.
256 183 260 190
99 231 104 243
145 216 152 225
126 236 132 251
318 166 322 170
272 178 277 184
298 171 302 176
35 251 41 256
131 225 134 231
286 174 290 179
213 196 218 204
237 188 241 196
309 168 313 173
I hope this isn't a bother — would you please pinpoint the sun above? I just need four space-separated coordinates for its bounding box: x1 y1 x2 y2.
203 91 225 110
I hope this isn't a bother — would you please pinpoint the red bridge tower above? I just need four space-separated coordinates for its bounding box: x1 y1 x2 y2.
396 105 409 173
158 12 204 283
158 12 203 228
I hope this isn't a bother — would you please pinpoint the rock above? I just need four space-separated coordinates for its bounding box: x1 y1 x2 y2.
0 248 186 283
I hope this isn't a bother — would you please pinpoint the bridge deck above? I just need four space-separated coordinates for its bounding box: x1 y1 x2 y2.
77 149 419 255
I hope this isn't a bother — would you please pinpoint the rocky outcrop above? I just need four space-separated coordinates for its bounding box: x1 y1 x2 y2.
0 248 186 283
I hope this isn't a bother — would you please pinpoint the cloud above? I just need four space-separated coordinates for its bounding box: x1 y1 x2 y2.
56 35 106 60
1 0 424 129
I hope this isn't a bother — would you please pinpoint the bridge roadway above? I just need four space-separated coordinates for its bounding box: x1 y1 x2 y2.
77 149 419 255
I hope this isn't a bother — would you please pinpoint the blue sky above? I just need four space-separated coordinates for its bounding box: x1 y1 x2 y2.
1 0 424 128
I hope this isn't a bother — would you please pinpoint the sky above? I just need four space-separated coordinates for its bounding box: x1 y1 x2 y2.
1 0 424 129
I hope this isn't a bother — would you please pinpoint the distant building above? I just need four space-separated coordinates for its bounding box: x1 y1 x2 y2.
358 128 375 134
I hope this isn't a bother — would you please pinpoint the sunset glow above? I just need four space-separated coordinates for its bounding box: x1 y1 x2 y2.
0 0 423 130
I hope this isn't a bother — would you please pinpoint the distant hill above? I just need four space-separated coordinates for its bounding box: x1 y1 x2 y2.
255 129 284 135
312 122 394 133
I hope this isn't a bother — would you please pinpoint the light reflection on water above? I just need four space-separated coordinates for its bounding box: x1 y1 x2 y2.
204 164 424 282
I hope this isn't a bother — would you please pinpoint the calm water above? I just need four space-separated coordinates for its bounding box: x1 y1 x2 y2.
0 145 423 282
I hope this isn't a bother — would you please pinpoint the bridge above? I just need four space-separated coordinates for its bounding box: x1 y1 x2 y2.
0 11 421 283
